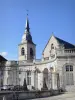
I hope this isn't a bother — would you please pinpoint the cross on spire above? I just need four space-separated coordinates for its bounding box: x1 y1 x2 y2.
26 10 29 16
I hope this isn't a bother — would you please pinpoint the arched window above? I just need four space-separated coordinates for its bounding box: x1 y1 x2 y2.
21 47 25 55
51 44 54 49
30 48 33 58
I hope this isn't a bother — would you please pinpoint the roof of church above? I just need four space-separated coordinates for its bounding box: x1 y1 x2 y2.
0 55 7 62
25 17 30 32
42 35 75 54
55 36 75 49
21 16 35 45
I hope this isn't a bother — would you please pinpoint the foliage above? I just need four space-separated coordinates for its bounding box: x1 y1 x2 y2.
23 78 28 91
41 78 48 90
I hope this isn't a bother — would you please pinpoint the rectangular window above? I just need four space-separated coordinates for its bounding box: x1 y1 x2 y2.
69 73 74 85
70 66 73 71
65 65 74 85
66 66 69 71
27 71 31 85
66 72 74 85
66 73 69 85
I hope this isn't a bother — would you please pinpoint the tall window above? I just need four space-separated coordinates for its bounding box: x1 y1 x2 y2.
27 71 31 85
21 47 25 55
30 48 33 58
65 65 74 85
51 44 54 49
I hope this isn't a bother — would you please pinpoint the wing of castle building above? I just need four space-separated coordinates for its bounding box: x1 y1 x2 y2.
0 16 75 92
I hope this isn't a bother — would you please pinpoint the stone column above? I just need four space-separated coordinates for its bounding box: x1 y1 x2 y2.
34 71 38 90
38 72 43 90
3 67 8 87
52 72 58 89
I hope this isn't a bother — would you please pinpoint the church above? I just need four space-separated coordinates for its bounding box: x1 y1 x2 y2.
0 16 75 92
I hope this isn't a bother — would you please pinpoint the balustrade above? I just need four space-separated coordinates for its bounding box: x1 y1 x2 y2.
56 48 75 56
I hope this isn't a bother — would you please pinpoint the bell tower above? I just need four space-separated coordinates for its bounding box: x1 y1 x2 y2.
18 15 36 62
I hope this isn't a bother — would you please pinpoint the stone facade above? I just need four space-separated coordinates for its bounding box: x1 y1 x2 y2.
0 17 75 92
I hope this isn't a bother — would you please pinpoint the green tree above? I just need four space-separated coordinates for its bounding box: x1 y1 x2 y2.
42 78 48 90
23 78 28 91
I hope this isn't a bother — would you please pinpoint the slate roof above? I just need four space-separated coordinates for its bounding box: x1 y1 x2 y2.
0 55 7 62
55 36 75 49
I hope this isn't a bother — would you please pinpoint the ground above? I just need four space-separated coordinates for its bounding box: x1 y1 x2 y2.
31 92 75 100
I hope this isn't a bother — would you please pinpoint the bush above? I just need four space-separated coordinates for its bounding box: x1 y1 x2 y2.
12 85 23 91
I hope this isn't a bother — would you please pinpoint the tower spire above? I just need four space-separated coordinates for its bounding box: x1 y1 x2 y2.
25 10 30 33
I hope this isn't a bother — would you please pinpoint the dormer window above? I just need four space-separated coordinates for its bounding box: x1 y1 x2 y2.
21 47 25 55
51 44 54 49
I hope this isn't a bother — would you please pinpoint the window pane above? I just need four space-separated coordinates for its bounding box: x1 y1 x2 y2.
70 66 73 71
69 73 74 85
66 73 69 85
66 66 69 71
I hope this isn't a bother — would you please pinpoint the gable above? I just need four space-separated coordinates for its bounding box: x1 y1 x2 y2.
42 35 59 58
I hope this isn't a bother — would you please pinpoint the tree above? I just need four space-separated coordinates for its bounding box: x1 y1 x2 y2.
23 78 28 91
41 78 48 90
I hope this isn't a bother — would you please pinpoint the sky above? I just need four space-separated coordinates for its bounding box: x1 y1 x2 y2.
0 0 75 60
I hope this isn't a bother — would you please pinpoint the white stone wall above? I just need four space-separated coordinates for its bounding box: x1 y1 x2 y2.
42 35 59 59
3 61 19 88
57 55 75 91
18 43 27 61
18 42 36 61
3 67 8 86
2 32 75 92
18 59 58 90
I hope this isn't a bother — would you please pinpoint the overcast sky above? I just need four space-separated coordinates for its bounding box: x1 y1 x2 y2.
0 0 75 60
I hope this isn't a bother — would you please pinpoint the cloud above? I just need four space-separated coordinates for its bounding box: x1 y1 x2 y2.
0 52 8 57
